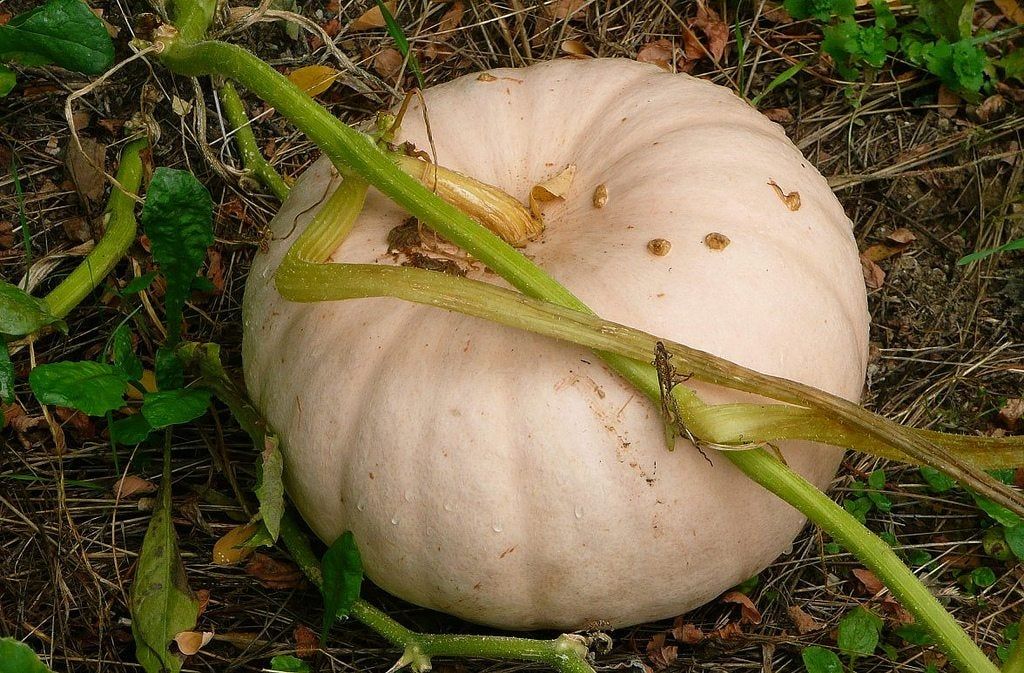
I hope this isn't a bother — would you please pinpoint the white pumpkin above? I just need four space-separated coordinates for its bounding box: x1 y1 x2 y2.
243 58 870 630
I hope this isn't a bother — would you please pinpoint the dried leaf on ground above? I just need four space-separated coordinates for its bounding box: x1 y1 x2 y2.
350 2 395 30
293 623 318 658
212 523 259 566
762 107 794 123
938 85 960 117
787 605 824 633
691 2 728 62
547 0 586 20
438 1 464 31
860 254 886 290
65 137 107 208
722 591 762 624
646 633 678 669
637 39 675 70
245 553 305 589
561 40 593 58
173 630 213 656
671 620 705 644
114 475 157 499
374 48 405 78
852 568 886 595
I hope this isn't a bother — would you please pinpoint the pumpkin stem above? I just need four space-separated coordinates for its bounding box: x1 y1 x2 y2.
393 153 544 247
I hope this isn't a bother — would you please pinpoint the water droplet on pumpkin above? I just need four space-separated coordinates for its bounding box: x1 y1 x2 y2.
390 515 400 525
443 502 454 512
356 499 366 512
574 505 584 519
403 490 413 502
491 522 503 533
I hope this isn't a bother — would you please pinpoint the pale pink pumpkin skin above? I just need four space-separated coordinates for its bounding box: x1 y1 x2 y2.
242 58 870 630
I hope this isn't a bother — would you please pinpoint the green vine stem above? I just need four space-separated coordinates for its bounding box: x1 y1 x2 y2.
218 81 291 201
276 175 1005 673
155 7 1017 671
43 138 147 319
152 29 1024 517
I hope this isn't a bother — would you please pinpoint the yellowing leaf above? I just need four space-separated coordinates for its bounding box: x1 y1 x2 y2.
350 1 395 30
212 522 259 566
287 65 340 97
529 164 577 218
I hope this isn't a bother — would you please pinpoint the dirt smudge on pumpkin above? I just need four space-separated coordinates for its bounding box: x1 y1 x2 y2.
703 232 730 250
647 238 672 256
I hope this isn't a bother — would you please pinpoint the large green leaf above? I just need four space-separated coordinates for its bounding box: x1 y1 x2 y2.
29 360 128 416
0 0 115 75
837 606 882 658
0 638 55 673
0 280 62 337
131 449 199 673
0 341 14 404
0 64 15 97
320 531 363 643
140 168 214 345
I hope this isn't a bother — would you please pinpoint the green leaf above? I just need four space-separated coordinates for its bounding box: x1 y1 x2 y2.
255 435 285 542
269 655 312 673
843 495 873 523
914 0 974 42
970 566 997 588
957 237 1024 264
320 531 364 643
110 413 153 445
0 280 62 337
896 623 935 645
0 638 55 673
785 0 855 20
0 64 15 97
119 271 157 296
0 341 14 404
140 168 214 345
375 0 425 88
837 606 883 658
867 490 892 513
867 469 886 489
112 324 144 380
29 360 128 416
982 526 1012 561
973 493 1022 528
0 0 115 75
131 447 199 673
1005 524 1024 560
801 646 843 673
919 466 956 492
141 388 212 429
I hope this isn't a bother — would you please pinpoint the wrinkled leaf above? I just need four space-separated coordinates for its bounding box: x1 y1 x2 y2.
801 646 843 673
155 345 185 391
320 531 363 643
140 168 214 345
29 360 128 416
0 280 63 337
0 638 55 673
529 164 577 219
0 0 115 75
837 606 882 658
131 449 199 673
112 324 143 380
173 630 213 656
65 137 107 207
255 435 284 541
269 655 312 673
0 341 13 404
287 65 340 97
110 413 153 445
141 388 212 429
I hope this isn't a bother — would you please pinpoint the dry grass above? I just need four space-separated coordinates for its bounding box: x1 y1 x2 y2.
1 1 1023 672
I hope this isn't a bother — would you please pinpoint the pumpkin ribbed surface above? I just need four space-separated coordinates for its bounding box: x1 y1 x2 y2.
243 58 870 630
